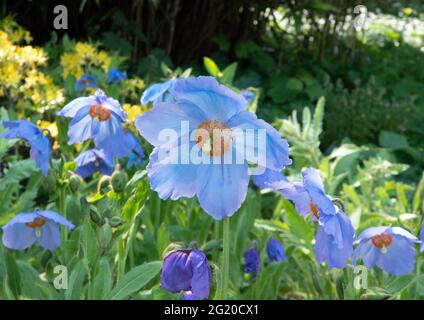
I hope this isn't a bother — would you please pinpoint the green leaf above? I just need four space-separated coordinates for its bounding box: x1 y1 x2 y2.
109 261 162 300
379 131 409 150
4 251 21 298
81 219 99 268
0 159 38 191
90 258 112 299
203 57 221 77
65 260 87 300
221 62 237 85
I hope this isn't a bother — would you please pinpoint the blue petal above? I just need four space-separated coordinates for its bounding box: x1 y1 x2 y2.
244 247 260 274
352 241 379 268
92 114 125 147
171 76 247 122
36 220 61 251
252 168 288 189
67 105 93 144
227 111 292 171
280 180 312 216
37 211 74 230
320 210 354 249
303 168 336 216
420 225 424 252
135 101 207 147
99 131 143 159
107 69 126 83
186 250 211 300
147 145 197 201
57 97 94 118
356 226 391 242
2 222 37 250
2 212 39 228
196 163 249 220
141 80 174 105
161 250 193 293
267 238 287 263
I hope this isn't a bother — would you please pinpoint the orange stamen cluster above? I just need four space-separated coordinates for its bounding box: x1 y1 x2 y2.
25 217 46 229
309 201 319 219
195 120 232 156
371 233 393 249
89 104 111 121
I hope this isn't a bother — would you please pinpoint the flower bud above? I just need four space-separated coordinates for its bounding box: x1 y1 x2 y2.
111 170 128 193
98 222 112 250
109 216 123 227
97 176 111 194
89 206 104 226
69 174 84 193
42 174 56 194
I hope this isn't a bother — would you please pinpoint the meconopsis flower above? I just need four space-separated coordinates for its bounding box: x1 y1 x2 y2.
75 74 98 91
161 249 211 300
2 210 74 251
136 76 291 220
266 238 287 263
244 247 260 274
74 149 114 179
279 168 354 268
99 131 144 160
420 224 424 252
353 226 419 276
107 68 126 83
57 89 127 146
1 120 50 176
140 79 175 105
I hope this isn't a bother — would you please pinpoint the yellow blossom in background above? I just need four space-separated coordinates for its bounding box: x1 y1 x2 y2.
123 103 149 122
37 120 58 138
60 41 113 79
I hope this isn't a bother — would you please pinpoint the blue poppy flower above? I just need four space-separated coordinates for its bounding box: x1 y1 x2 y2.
1 120 50 176
99 131 144 160
107 68 126 83
353 226 419 276
135 76 291 220
240 90 255 104
140 79 174 105
420 225 424 252
314 210 354 268
57 89 127 146
2 210 74 251
74 149 114 179
244 247 260 274
267 238 287 263
280 167 336 219
161 249 211 300
75 74 98 92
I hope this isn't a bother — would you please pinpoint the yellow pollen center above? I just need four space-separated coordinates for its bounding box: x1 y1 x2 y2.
89 104 111 121
195 120 232 156
25 217 46 229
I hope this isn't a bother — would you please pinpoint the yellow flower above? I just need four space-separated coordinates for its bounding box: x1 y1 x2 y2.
74 42 97 59
123 103 149 122
37 120 58 138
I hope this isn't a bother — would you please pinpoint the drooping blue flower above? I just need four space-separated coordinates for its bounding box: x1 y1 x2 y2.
140 79 174 105
57 89 127 146
244 247 260 274
161 249 212 300
107 68 126 83
314 210 354 268
353 226 419 276
74 149 114 179
420 224 424 252
99 131 144 160
240 90 255 104
252 168 289 190
2 210 74 251
280 167 336 219
75 74 98 91
135 76 291 220
1 120 50 176
266 238 287 263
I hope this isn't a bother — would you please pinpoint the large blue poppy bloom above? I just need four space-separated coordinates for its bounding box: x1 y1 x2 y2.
161 249 211 300
353 226 419 276
2 210 74 251
136 76 291 220
75 74 98 92
1 120 50 176
314 210 354 268
57 89 127 146
107 68 126 83
140 79 174 105
267 238 287 263
74 149 114 179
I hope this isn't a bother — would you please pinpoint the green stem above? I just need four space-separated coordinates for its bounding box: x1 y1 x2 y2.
219 217 231 299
